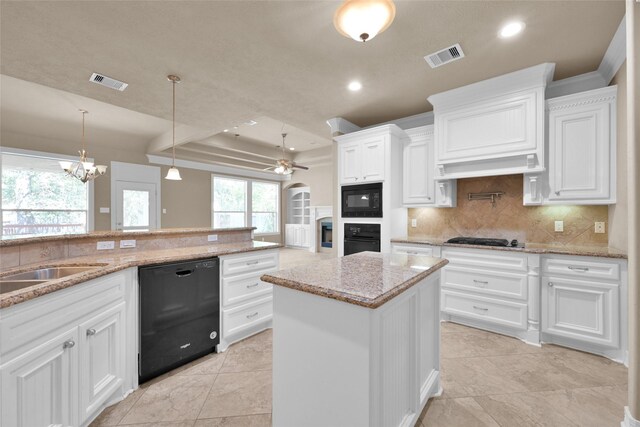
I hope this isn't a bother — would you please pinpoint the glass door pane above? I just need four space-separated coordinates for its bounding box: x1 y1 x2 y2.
115 181 157 231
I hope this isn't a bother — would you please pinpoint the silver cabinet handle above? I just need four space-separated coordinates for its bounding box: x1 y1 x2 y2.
568 266 589 272
246 283 260 289
555 191 560 195
473 279 488 285
472 306 488 311
407 251 418 255
246 261 259 266
355 177 358 181
63 340 75 349
246 312 259 319
86 328 96 336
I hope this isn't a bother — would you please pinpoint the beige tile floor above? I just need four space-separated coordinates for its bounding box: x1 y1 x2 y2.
91 248 628 427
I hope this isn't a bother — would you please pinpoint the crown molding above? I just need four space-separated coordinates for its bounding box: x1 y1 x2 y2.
326 117 361 136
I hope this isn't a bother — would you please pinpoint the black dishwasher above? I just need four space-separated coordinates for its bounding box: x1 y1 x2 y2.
139 258 220 383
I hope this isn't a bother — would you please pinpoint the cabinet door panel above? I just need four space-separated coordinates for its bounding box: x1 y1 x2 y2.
339 142 361 184
1 328 78 427
361 138 385 182
542 276 619 348
548 104 611 200
403 131 434 205
79 302 126 420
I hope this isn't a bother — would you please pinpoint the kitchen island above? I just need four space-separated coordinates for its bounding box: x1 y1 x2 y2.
261 251 448 427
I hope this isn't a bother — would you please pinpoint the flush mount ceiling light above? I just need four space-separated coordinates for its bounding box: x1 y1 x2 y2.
165 74 182 181
334 0 396 43
499 21 525 38
59 110 107 183
348 81 362 91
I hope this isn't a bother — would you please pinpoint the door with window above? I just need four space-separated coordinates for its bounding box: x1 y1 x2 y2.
114 181 157 231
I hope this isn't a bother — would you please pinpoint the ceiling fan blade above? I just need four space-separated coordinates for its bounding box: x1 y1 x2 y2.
263 166 276 171
292 163 309 170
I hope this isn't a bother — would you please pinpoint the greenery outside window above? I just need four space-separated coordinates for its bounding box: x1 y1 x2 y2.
212 175 279 234
1 149 93 239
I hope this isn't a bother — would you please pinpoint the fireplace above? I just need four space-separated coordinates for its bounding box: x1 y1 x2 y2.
321 221 333 248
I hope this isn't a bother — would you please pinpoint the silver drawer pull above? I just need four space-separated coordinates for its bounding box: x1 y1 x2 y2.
63 340 75 349
246 283 260 289
246 312 259 319
86 328 96 336
568 266 589 272
473 280 488 285
472 305 489 312
246 261 260 266
407 251 418 255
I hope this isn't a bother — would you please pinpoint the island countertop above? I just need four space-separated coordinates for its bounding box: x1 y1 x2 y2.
261 251 448 309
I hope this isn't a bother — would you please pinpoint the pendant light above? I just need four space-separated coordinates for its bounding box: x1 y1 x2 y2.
333 0 396 43
165 74 182 181
59 110 107 183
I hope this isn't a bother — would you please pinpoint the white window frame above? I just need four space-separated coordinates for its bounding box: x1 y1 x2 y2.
211 174 280 236
0 147 95 237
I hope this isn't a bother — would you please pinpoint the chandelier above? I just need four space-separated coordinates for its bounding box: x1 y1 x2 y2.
333 0 396 43
59 110 107 183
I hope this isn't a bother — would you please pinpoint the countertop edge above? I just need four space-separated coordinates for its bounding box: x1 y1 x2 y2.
0 242 281 309
262 258 449 309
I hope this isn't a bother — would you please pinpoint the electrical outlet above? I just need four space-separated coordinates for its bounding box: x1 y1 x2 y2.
594 222 606 234
120 240 136 249
162 208 167 214
96 241 115 250
411 218 417 228
208 234 218 242
99 207 110 214
554 221 564 232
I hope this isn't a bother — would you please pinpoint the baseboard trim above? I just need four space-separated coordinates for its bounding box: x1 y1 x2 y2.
622 407 640 427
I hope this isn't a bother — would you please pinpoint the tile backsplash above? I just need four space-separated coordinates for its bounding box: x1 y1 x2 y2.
408 174 608 246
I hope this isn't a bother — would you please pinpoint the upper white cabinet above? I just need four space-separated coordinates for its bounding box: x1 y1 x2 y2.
336 126 400 185
537 86 617 205
402 126 456 208
428 63 555 180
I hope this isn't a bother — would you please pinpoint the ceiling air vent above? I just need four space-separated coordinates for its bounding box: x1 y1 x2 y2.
424 43 465 69
89 73 128 91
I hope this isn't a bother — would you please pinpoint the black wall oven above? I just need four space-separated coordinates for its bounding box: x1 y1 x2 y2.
341 183 382 218
344 223 381 256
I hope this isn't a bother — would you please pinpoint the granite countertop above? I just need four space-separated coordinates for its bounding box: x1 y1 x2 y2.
261 251 448 309
0 240 280 309
0 227 257 247
391 237 627 259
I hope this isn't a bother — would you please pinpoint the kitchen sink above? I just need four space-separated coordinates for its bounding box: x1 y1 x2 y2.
0 265 104 295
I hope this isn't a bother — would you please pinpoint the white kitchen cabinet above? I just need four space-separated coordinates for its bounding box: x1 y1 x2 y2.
79 302 126 420
285 223 310 248
1 327 79 427
391 242 440 257
403 126 435 206
218 249 278 352
540 254 626 360
545 86 617 204
428 63 554 180
337 132 386 184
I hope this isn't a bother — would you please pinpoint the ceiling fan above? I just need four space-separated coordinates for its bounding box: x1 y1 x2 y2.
265 133 309 175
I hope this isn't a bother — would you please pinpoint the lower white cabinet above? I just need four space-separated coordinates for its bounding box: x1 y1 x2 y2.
218 249 278 351
391 242 440 257
0 269 134 427
285 224 310 248
1 327 80 427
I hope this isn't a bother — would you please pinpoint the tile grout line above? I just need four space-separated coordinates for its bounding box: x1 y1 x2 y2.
194 372 219 421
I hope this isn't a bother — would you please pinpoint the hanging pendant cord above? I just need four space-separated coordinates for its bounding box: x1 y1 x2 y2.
172 79 176 167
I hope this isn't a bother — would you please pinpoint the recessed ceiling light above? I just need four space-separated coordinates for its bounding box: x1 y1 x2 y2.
290 147 295 151
499 21 525 38
223 129 229 132
348 81 362 91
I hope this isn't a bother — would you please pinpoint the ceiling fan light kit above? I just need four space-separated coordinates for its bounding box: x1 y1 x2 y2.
334 0 396 43
165 74 183 181
59 109 107 183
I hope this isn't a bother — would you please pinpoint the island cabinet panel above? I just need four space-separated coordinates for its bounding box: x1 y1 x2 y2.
272 272 441 427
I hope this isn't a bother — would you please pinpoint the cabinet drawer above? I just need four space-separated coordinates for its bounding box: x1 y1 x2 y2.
222 296 273 338
392 244 435 257
222 251 278 277
222 270 274 307
542 257 620 281
442 248 527 272
442 266 527 301
441 290 528 330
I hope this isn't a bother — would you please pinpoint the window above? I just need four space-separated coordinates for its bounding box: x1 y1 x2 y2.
212 176 279 234
1 149 92 239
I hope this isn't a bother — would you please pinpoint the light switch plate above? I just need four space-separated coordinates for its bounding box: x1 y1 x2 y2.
97 241 115 250
120 240 136 249
594 222 606 234
411 219 417 228
208 234 218 242
554 221 564 232
99 207 110 214
162 208 167 214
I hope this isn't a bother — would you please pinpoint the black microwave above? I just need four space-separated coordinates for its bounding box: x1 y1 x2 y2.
341 183 382 218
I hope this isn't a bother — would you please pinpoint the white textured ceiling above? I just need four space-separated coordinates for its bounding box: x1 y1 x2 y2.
0 1 625 161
